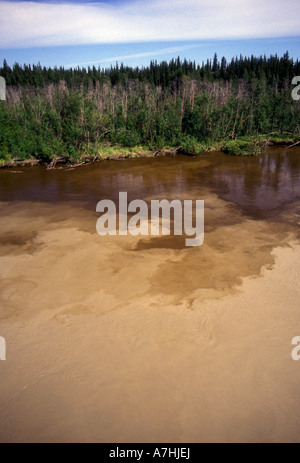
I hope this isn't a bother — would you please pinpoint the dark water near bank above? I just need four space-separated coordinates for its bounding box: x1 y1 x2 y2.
1 147 300 221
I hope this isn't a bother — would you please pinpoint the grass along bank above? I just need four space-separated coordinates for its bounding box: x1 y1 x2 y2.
0 133 299 169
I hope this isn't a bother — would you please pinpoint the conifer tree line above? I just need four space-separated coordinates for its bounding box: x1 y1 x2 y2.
0 52 299 163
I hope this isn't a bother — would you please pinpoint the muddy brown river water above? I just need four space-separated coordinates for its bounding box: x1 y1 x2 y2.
0 147 300 442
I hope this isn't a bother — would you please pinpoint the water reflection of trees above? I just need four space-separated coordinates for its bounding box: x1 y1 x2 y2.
1 149 300 222
196 148 300 219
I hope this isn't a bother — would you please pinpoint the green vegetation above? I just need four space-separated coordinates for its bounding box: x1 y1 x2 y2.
0 53 299 165
221 139 265 156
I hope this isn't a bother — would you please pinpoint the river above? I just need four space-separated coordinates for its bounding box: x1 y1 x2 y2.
0 147 300 442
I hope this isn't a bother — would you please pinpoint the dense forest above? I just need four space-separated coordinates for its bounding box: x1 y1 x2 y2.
0 52 300 164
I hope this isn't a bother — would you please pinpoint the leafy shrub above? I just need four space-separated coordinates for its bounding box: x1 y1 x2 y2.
222 140 265 156
180 136 205 155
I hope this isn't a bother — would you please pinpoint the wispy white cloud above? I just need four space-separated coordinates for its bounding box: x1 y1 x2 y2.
0 0 299 49
64 44 206 68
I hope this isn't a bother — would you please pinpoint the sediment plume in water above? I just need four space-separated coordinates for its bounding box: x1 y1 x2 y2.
0 148 300 442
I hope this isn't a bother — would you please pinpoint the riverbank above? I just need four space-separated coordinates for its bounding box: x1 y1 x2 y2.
1 134 299 169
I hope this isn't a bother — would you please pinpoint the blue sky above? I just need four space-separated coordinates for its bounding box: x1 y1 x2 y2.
0 0 300 69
